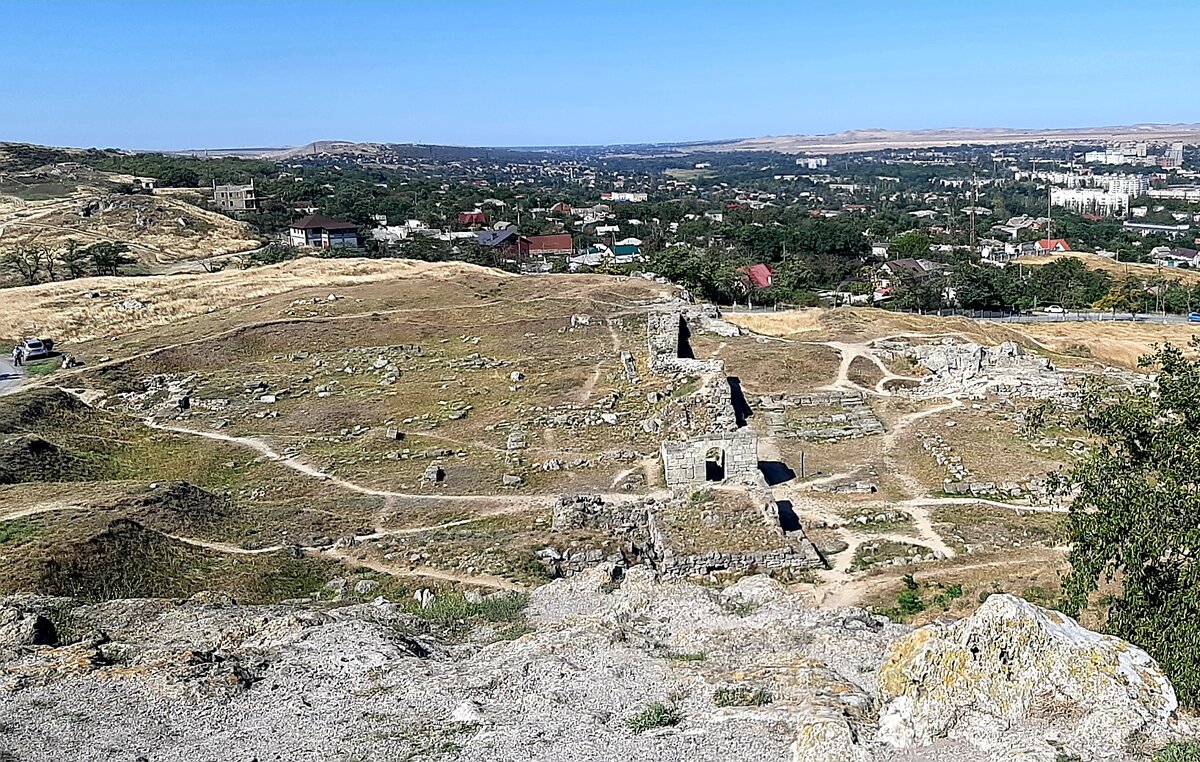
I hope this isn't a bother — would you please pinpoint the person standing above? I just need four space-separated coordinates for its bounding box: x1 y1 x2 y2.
11 345 22 367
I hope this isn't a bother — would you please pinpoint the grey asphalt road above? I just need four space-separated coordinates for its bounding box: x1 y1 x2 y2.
0 356 26 396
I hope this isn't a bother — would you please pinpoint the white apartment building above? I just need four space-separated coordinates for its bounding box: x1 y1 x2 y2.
1099 174 1151 196
1148 186 1200 201
1050 187 1129 216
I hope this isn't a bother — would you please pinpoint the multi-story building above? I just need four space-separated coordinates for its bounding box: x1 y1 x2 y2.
1050 187 1130 216
288 214 359 249
1149 185 1200 201
213 180 258 213
1099 174 1151 196
600 192 648 202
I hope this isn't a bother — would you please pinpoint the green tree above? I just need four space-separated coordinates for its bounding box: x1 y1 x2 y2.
890 231 931 259
1062 343 1200 704
86 241 135 276
1 245 49 285
1093 276 1145 317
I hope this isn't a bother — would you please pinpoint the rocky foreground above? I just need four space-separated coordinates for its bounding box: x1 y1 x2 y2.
0 567 1190 761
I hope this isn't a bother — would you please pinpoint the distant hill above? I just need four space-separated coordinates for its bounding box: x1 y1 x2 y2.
683 123 1200 154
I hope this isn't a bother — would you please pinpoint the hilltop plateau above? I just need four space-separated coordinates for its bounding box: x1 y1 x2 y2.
0 258 1197 760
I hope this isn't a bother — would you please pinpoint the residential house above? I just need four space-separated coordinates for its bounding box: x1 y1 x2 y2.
874 258 946 301
476 229 526 258
289 215 359 249
1035 239 1072 254
457 210 487 227
1151 246 1200 267
740 264 774 289
569 242 642 270
526 234 574 259
213 180 258 214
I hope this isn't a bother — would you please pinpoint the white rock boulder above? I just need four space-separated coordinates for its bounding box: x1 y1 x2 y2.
877 593 1177 760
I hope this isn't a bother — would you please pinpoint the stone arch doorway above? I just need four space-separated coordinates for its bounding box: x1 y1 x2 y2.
705 447 726 482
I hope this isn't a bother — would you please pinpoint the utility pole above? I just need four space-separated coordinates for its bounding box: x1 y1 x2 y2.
970 164 978 253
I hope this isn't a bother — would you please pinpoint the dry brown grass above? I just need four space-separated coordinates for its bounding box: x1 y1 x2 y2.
1019 252 1200 285
0 257 510 344
730 307 1199 370
0 189 261 265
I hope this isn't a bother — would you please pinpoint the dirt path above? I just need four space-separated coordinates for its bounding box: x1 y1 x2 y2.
317 546 526 591
0 501 89 522
814 550 1067 609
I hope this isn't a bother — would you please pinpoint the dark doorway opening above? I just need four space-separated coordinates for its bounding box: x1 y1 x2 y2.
677 318 695 359
727 376 752 427
704 447 725 481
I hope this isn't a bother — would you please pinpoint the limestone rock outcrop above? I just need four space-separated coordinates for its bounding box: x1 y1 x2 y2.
877 593 1178 760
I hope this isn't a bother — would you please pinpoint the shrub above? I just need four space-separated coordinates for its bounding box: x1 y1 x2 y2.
626 702 682 734
1156 742 1200 762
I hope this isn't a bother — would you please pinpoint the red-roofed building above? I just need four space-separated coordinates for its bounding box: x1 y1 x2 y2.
1035 239 1072 253
457 211 487 227
526 234 574 258
741 263 774 289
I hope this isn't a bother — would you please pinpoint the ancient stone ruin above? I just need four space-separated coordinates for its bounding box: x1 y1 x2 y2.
546 490 823 579
647 303 761 488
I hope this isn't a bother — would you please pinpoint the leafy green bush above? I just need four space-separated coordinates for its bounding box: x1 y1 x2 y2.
1155 742 1200 762
895 589 926 615
626 702 682 733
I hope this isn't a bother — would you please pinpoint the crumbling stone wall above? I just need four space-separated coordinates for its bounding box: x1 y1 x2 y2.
660 428 759 488
646 309 724 375
545 492 824 579
646 492 824 578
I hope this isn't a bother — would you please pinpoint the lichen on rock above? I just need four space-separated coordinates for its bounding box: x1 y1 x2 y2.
877 593 1178 760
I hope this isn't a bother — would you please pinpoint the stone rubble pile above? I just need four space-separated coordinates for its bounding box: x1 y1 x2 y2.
0 576 1187 761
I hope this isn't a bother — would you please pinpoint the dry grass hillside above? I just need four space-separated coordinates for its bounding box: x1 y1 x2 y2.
1018 252 1200 285
729 307 1200 369
0 164 260 267
0 257 506 343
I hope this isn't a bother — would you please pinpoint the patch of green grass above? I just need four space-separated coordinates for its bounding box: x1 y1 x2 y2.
0 519 37 546
626 702 682 734
395 591 529 640
720 599 760 617
713 686 772 707
930 583 964 610
22 361 59 377
663 651 707 662
1156 742 1200 762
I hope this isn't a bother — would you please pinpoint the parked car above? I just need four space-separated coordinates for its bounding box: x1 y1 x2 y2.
1043 305 1065 314
1188 312 1200 323
18 337 53 361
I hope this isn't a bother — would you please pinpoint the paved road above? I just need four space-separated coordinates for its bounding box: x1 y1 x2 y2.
0 356 26 396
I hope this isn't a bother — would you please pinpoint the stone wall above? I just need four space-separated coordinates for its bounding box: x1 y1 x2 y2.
660 428 759 488
760 392 883 442
546 492 824 579
646 491 824 579
646 307 724 376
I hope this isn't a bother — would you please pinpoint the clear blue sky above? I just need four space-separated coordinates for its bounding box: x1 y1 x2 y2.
3 0 1199 150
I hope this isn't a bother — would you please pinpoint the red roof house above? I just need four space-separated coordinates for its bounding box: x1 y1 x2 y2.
741 264 774 289
526 234 574 257
1035 239 1072 253
457 211 487 226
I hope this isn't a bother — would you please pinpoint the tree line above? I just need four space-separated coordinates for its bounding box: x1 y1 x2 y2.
0 241 136 286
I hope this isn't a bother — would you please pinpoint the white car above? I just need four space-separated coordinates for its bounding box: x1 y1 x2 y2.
18 338 52 361
1043 305 1065 314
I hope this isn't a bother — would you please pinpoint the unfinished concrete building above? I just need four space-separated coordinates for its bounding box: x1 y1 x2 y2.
213 180 259 214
